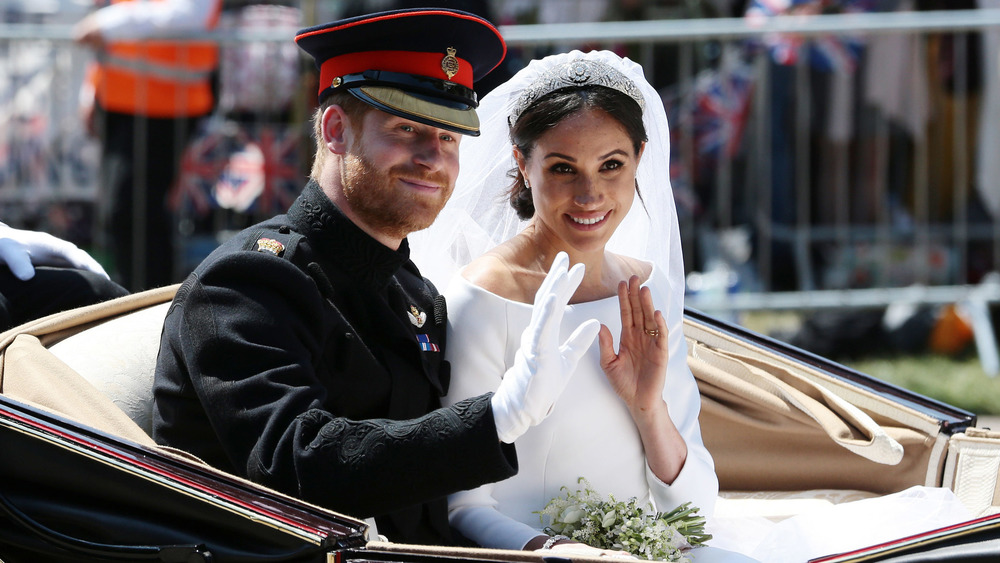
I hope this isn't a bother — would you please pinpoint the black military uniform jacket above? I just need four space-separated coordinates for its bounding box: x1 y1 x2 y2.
152 181 517 545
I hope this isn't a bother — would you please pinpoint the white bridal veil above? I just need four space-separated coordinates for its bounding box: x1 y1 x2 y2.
410 49 685 321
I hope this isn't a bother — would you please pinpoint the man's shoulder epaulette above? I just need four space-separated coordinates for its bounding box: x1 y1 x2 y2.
241 225 306 263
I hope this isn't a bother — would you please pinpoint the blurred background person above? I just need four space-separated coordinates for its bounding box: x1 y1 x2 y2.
74 0 222 291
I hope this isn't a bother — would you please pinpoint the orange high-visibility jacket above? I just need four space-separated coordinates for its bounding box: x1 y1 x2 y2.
87 0 222 118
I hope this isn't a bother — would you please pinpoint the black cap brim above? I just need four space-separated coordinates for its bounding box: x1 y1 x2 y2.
352 85 480 136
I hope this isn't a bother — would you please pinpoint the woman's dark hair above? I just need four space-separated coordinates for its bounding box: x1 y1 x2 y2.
506 85 647 220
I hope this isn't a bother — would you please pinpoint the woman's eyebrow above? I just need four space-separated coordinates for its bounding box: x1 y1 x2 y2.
543 148 629 161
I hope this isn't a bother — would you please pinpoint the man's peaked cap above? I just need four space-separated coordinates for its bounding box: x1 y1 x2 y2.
295 8 507 136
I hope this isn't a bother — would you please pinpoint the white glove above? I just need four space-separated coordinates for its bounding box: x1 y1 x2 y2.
491 252 601 443
0 223 110 281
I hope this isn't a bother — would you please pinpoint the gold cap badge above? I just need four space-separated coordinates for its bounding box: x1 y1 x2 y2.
441 47 459 80
255 238 285 256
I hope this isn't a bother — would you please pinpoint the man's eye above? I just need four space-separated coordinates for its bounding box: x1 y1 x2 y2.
400 124 415 132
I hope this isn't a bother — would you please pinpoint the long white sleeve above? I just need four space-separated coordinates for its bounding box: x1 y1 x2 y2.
448 489 541 550
442 274 536 549
647 296 718 517
91 0 219 40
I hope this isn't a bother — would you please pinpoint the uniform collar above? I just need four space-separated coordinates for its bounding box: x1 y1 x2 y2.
289 180 411 288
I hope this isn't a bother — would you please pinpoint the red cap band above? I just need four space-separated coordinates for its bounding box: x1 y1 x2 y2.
319 50 473 95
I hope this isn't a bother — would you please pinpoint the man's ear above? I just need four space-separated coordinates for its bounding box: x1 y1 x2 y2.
322 105 351 155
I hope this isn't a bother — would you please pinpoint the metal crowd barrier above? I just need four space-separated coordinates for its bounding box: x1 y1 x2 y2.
2 9 1000 318
500 9 1000 317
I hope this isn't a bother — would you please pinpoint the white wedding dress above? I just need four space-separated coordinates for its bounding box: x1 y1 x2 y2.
410 49 975 562
439 266 975 563
441 264 721 555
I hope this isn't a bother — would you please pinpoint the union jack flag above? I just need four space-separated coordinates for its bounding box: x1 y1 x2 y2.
171 121 305 218
746 0 876 73
691 59 755 162
170 124 225 217
664 52 755 198
247 124 303 216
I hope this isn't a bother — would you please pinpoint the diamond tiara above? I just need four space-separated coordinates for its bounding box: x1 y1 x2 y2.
508 59 646 127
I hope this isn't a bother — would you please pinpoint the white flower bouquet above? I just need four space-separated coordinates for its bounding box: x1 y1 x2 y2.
536 478 711 562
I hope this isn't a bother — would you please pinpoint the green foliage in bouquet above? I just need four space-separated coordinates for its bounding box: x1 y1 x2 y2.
536 478 711 562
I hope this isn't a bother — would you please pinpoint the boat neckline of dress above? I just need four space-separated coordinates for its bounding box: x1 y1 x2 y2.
451 261 657 308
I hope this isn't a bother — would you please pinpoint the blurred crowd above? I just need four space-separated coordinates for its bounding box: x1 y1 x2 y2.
0 0 998 360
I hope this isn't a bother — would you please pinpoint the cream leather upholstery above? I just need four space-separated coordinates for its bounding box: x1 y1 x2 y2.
48 301 171 436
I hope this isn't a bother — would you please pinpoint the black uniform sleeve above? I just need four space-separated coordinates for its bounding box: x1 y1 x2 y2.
157 251 516 519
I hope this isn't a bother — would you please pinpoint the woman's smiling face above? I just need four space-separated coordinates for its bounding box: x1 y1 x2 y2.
517 107 644 254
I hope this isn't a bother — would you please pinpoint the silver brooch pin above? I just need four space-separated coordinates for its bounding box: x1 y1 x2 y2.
408 305 427 328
